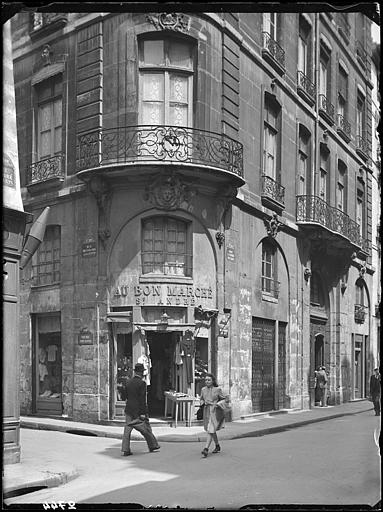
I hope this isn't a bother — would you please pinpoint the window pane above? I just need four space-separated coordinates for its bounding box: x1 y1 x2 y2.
168 41 191 68
170 75 188 102
54 100 62 127
170 104 188 126
54 127 62 154
143 40 164 65
142 103 164 125
40 104 51 131
40 132 51 158
143 74 164 101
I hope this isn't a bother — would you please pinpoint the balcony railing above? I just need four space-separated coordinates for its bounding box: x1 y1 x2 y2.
261 174 285 207
296 195 364 249
354 304 366 324
356 135 369 158
262 32 285 71
261 277 280 299
337 114 351 141
358 237 371 256
27 154 65 186
318 94 335 124
297 71 316 101
355 40 367 69
77 125 244 178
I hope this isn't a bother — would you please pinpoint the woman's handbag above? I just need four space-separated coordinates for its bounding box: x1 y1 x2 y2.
196 404 204 420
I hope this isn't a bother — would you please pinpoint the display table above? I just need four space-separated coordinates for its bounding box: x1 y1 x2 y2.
164 391 196 427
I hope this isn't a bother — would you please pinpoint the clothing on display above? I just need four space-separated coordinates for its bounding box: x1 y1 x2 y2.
138 354 152 386
47 344 58 362
39 347 47 364
39 363 48 382
180 330 196 384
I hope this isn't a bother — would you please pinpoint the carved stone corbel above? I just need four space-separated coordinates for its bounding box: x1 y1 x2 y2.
264 213 283 238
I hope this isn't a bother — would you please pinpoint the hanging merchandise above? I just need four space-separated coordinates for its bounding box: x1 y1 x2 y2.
175 340 183 365
138 329 152 386
47 344 58 362
180 329 196 384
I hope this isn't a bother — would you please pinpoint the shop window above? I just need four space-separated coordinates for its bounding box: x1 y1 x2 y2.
261 240 279 298
194 337 208 397
141 216 192 276
35 314 62 416
138 38 194 126
35 77 63 161
116 332 133 401
32 224 61 286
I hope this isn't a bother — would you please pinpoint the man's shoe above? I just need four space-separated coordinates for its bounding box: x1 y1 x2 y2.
201 448 208 458
212 444 221 453
122 451 132 456
149 446 160 452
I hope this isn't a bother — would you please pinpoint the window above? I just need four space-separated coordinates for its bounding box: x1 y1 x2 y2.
261 240 278 297
356 92 366 138
263 12 279 40
356 186 365 236
310 272 325 307
338 66 348 118
35 78 62 161
298 126 311 195
319 46 331 97
356 281 365 306
32 225 61 286
263 95 281 181
142 217 191 276
337 160 347 212
319 144 330 202
139 38 194 126
298 16 311 77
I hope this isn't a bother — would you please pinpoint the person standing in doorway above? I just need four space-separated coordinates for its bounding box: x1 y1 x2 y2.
200 373 230 458
315 366 328 407
121 363 160 456
369 368 381 416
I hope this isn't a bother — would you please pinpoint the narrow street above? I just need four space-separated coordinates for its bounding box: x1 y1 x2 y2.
4 410 380 508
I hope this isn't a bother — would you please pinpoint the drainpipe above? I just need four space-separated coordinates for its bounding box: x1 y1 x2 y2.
96 294 101 422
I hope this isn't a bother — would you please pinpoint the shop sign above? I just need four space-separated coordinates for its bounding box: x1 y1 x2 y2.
113 283 214 306
3 154 16 188
82 238 97 258
226 244 235 262
78 329 93 345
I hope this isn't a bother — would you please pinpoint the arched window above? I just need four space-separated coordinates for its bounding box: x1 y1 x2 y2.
141 216 191 276
261 239 279 298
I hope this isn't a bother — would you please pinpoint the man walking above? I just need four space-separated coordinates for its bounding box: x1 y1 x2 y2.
315 366 328 407
369 368 381 416
121 363 160 456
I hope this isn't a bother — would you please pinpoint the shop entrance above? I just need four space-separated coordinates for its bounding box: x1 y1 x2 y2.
146 331 179 416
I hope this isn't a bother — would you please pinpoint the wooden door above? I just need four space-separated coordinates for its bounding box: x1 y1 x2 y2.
252 317 275 412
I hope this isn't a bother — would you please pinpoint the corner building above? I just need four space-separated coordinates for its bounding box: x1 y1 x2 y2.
12 10 379 423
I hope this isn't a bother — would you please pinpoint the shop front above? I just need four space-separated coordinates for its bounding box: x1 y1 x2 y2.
107 283 215 420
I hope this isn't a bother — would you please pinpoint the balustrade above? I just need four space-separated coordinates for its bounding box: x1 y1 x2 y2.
297 71 316 100
27 154 64 185
337 114 351 139
318 94 335 122
262 32 285 70
261 174 285 206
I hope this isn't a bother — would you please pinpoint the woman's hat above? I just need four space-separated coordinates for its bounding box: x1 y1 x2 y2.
134 363 145 373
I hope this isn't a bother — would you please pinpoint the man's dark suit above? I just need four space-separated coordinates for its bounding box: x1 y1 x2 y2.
370 372 381 416
121 375 159 454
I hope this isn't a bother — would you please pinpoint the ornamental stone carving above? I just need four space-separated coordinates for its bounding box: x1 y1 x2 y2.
264 213 283 238
144 173 196 211
146 13 191 32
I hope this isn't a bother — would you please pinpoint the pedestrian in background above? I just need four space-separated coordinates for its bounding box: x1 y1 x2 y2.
315 366 328 407
200 373 230 458
369 367 381 416
121 363 160 456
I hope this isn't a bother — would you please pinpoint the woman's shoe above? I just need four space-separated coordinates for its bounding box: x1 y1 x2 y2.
201 448 208 458
212 444 221 453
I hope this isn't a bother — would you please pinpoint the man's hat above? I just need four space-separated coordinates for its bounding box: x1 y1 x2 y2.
134 363 145 374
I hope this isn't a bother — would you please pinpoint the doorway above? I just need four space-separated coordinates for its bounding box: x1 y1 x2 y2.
251 317 275 412
353 334 365 399
146 331 179 416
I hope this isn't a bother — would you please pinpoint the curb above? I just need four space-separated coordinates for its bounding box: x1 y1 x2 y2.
20 405 371 444
3 467 79 497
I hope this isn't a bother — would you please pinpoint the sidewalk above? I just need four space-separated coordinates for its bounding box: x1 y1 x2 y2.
3 400 376 498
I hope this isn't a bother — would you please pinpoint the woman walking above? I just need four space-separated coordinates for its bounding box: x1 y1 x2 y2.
200 373 230 458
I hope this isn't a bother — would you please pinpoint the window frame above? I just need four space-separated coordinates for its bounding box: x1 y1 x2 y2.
141 216 192 277
337 160 347 212
261 240 278 298
138 37 194 127
263 93 281 183
35 78 63 162
32 224 61 286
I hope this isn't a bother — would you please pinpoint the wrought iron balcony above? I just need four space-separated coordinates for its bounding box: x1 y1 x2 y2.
336 114 351 142
262 32 285 74
27 154 65 187
297 71 316 104
77 125 244 180
356 41 367 69
318 94 335 125
296 195 364 250
354 304 366 324
30 13 68 36
358 237 371 256
261 277 280 299
356 135 369 159
261 174 285 209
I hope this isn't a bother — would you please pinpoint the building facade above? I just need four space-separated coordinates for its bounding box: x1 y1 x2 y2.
11 10 379 423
